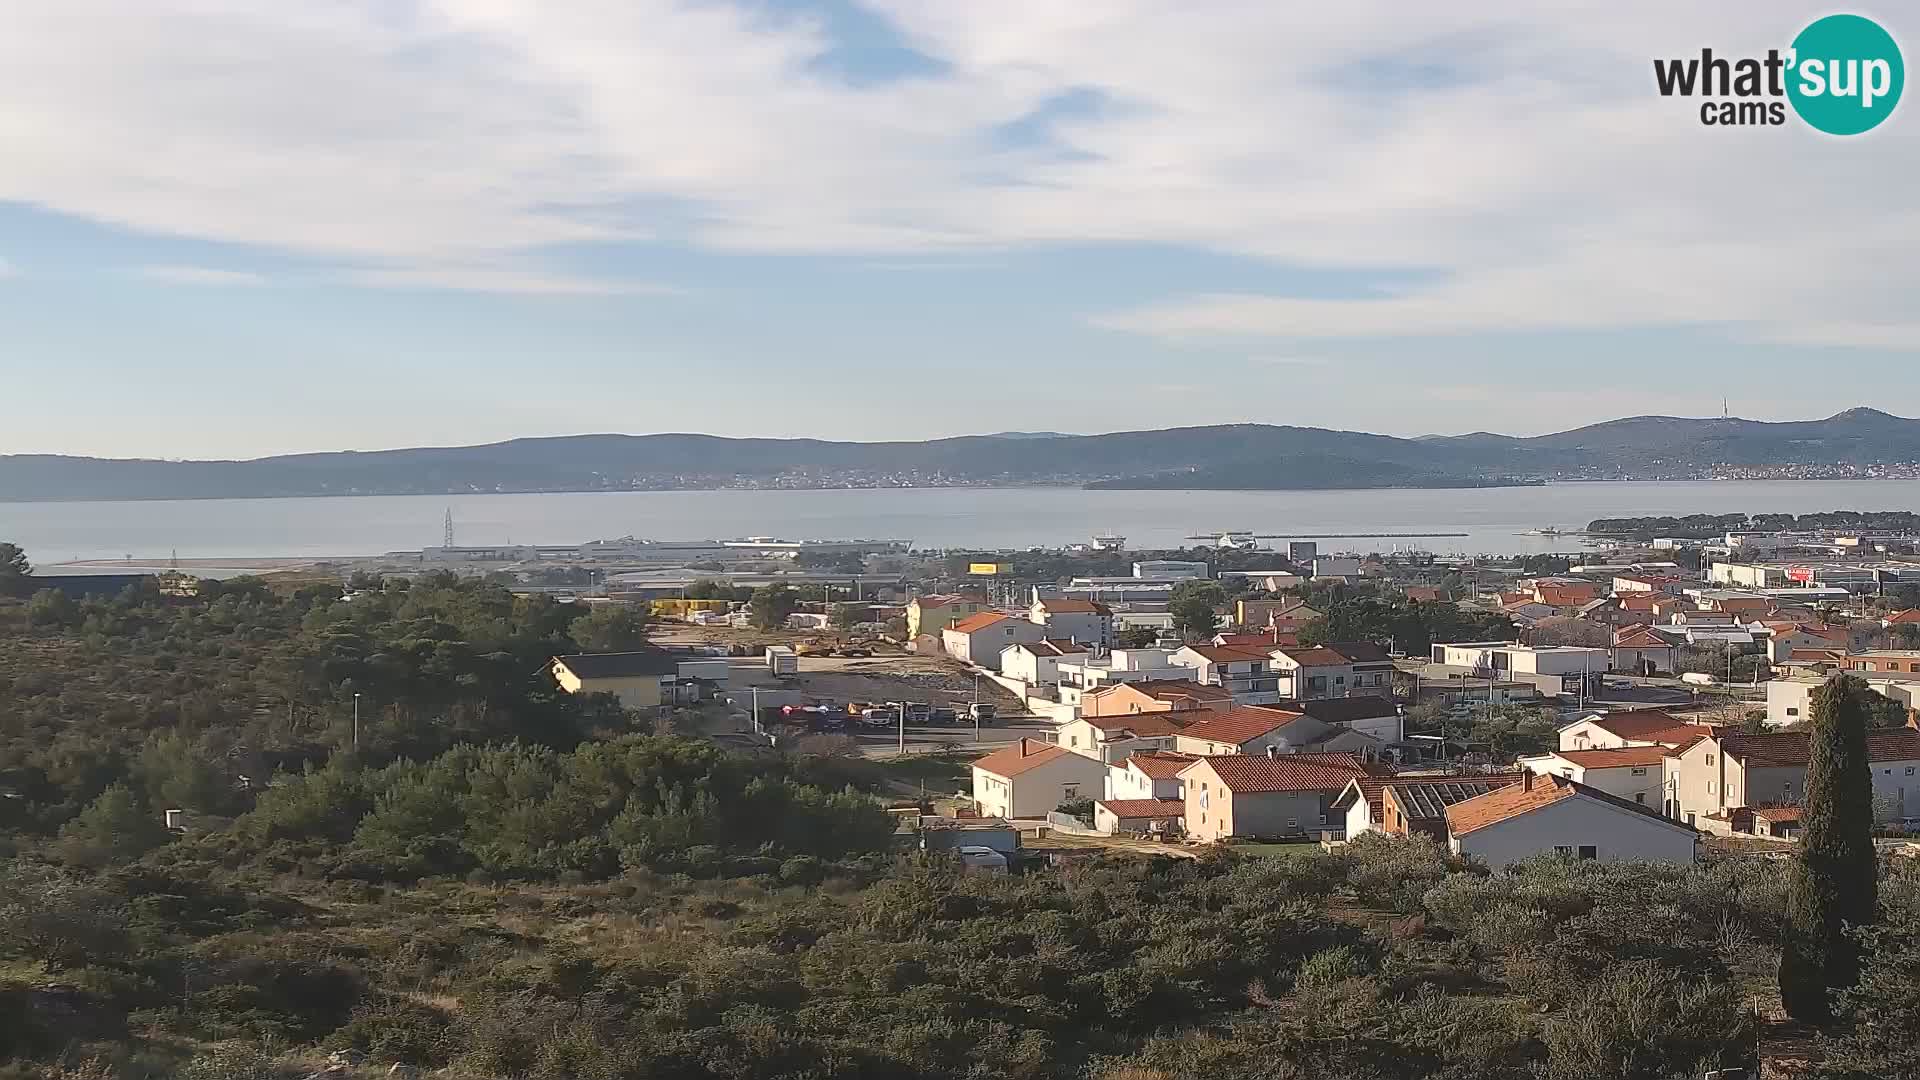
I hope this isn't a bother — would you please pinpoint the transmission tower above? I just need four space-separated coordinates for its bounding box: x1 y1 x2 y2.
443 508 455 548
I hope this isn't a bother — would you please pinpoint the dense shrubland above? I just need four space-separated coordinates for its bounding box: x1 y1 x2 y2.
6 563 1920 1078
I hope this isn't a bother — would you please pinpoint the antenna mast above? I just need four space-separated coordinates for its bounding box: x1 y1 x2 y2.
443 508 455 548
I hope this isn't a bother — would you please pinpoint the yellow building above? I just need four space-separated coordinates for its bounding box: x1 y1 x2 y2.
550 651 680 709
907 592 988 639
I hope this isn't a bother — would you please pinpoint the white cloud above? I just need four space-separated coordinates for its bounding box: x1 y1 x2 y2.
0 2 1912 342
348 266 681 296
133 265 267 286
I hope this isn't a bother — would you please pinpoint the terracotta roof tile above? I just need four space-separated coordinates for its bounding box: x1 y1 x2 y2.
1550 746 1673 768
1122 750 1200 779
1081 713 1193 737
1721 729 1920 768
1273 646 1349 667
1177 706 1309 746
972 738 1075 779
1185 753 1373 793
1096 798 1185 818
1446 773 1693 837
1037 598 1112 615
947 611 1013 634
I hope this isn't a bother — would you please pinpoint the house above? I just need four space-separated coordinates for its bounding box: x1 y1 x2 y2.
1847 650 1920 675
1081 679 1234 717
1760 622 1848 662
1532 581 1601 610
1105 749 1196 801
1054 649 1198 702
943 612 1044 670
1093 798 1186 836
1235 598 1319 630
1215 630 1299 650
1443 772 1699 869
907 592 987 638
1767 669 1920 727
550 650 681 709
1611 624 1677 675
1295 696 1405 744
971 738 1109 819
1266 641 1394 700
1405 586 1445 603
1665 727 1920 825
1433 641 1611 677
1031 597 1115 650
1557 710 1713 752
1057 711 1195 763
1000 639 1090 687
1173 706 1379 759
1728 805 1802 840
1517 746 1670 810
1180 753 1376 841
1333 774 1526 840
1883 609 1920 629
1170 645 1283 704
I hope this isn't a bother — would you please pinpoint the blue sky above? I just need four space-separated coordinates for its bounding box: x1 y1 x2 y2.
2 1 1915 458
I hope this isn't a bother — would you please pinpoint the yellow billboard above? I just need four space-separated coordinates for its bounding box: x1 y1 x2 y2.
969 562 1010 576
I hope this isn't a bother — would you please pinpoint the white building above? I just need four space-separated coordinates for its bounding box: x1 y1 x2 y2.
1104 750 1196 801
1056 712 1193 763
1170 645 1283 705
1030 598 1115 651
971 738 1109 819
1766 671 1920 727
1053 648 1194 704
1431 641 1611 676
1443 773 1698 869
942 612 1044 670
1517 747 1669 810
999 639 1091 687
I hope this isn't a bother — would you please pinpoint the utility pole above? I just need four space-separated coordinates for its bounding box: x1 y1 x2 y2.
972 674 981 744
352 692 361 750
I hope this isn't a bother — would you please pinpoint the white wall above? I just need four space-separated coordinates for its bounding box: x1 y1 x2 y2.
1522 755 1663 809
1105 761 1182 801
1345 796 1376 838
1451 794 1696 869
972 754 1108 818
1765 679 1815 727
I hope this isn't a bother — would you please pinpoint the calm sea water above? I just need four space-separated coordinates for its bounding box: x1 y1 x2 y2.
5 480 1920 564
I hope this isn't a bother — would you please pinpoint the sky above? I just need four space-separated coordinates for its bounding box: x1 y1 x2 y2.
2 1 1917 459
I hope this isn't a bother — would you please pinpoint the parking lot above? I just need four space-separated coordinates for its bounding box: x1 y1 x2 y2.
717 653 1044 756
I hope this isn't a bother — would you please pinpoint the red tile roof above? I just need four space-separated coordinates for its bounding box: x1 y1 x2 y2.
1721 729 1920 768
1444 773 1687 836
1613 624 1671 648
1188 753 1374 793
1177 706 1309 746
1096 798 1185 819
1749 805 1803 823
947 611 1013 634
1886 609 1920 625
1081 713 1193 737
1332 775 1396 820
1405 586 1444 603
972 738 1076 778
1580 710 1695 742
1122 750 1200 779
1141 681 1233 702
1010 638 1089 656
1273 646 1349 667
1038 598 1114 616
1551 746 1673 769
1182 645 1272 664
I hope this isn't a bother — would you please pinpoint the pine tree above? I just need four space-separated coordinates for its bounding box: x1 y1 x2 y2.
1779 674 1879 1023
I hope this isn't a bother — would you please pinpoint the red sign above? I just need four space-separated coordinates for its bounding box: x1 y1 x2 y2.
1787 566 1814 583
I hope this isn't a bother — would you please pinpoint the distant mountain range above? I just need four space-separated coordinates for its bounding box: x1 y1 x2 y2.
4 409 1918 501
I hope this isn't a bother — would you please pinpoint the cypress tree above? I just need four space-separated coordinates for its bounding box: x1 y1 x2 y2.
1779 674 1879 1023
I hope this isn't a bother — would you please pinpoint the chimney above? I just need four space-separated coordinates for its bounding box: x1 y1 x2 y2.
1522 771 1534 792
1266 744 1280 759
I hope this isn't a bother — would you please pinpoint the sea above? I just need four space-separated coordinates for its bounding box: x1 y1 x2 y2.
5 479 1920 569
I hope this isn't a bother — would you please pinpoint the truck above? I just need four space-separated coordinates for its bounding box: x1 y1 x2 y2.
765 646 799 676
1680 671 1718 687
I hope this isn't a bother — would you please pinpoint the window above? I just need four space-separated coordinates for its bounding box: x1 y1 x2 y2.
1318 813 1327 826
1286 818 1298 830
1635 792 1647 804
1578 845 1598 860
1907 767 1915 776
1786 707 1799 716
1553 845 1574 857
1062 785 1079 800
1706 754 1715 766
1687 812 1697 827
1631 767 1647 776
1708 780 1715 794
